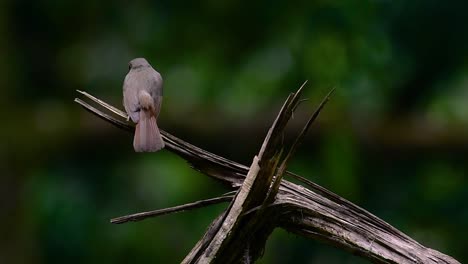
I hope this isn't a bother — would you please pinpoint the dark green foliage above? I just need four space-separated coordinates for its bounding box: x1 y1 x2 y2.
1 1 467 263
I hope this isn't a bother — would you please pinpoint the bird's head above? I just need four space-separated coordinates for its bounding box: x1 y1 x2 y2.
128 58 151 70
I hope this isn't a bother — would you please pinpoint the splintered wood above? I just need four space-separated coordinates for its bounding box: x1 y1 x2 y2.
75 83 460 264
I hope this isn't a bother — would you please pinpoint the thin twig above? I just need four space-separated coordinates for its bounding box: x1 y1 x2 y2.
111 195 233 224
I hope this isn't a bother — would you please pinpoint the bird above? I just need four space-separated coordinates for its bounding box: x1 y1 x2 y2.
123 58 165 152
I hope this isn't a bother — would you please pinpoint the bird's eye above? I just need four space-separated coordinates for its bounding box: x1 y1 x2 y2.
128 63 132 70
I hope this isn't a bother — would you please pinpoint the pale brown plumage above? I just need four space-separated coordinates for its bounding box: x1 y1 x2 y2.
123 58 164 152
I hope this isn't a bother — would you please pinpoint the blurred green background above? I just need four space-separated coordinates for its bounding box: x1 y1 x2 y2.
1 0 467 263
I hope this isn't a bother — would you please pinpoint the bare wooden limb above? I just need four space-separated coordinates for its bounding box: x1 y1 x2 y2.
75 98 133 132
189 84 304 263
75 87 460 264
76 90 128 119
75 97 246 186
110 195 233 224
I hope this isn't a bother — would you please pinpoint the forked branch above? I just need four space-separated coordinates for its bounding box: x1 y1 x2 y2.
75 84 459 264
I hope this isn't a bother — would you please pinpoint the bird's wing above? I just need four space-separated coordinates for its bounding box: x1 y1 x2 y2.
151 69 164 118
123 73 141 123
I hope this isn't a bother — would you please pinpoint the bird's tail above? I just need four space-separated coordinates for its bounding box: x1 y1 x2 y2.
133 109 164 152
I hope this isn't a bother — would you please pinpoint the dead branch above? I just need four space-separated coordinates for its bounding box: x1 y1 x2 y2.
75 84 460 264
111 195 233 224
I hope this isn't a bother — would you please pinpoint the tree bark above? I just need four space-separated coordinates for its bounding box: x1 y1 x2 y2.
75 86 460 264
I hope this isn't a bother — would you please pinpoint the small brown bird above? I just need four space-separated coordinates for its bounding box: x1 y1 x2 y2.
123 58 165 152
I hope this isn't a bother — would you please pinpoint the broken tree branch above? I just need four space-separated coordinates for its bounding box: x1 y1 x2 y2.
111 195 233 224
75 85 460 264
186 82 306 264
